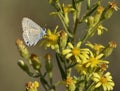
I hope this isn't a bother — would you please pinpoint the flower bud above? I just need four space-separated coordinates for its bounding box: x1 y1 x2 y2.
17 60 30 74
94 6 104 23
102 41 117 58
59 30 68 50
45 53 52 73
45 53 53 84
87 16 94 27
16 39 30 60
30 54 41 71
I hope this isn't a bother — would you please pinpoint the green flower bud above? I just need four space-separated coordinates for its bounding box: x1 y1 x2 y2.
104 8 114 19
45 53 53 83
60 30 68 50
94 6 104 23
87 16 94 27
30 54 41 71
17 60 30 74
45 53 52 73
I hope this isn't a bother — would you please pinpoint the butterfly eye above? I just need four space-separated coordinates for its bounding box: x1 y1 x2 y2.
25 41 30 46
26 41 29 44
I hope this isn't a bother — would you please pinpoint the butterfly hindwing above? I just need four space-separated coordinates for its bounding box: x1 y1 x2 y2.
22 28 41 46
22 17 46 46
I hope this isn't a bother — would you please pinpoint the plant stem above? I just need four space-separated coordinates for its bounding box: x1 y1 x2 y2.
87 0 91 9
58 13 73 38
73 3 81 38
81 22 101 43
86 82 94 91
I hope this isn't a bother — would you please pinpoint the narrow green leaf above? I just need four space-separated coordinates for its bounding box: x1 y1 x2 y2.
56 53 66 80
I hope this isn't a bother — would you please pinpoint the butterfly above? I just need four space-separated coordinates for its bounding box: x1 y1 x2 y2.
22 17 46 46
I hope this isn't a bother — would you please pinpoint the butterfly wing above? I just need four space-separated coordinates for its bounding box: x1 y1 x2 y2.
22 17 45 46
22 28 41 46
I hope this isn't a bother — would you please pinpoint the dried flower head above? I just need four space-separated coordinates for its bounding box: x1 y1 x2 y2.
108 2 119 11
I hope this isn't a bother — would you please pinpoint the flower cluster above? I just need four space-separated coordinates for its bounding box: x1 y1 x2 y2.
16 0 118 91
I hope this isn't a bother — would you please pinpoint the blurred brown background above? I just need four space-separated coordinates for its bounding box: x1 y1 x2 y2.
0 0 120 91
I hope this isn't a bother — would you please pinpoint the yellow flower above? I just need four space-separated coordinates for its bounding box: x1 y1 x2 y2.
40 26 60 51
86 41 104 54
33 81 39 88
62 4 74 14
97 25 108 36
62 41 89 62
86 51 109 68
62 4 75 24
93 72 115 91
65 77 76 87
75 62 88 75
26 81 39 91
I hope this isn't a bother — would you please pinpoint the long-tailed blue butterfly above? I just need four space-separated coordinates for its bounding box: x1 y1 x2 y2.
22 17 46 46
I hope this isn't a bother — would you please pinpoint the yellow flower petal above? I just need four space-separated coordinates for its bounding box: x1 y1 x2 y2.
96 54 104 59
75 55 81 62
66 53 72 59
47 29 52 35
68 42 74 48
95 82 102 88
62 49 71 55
76 41 81 47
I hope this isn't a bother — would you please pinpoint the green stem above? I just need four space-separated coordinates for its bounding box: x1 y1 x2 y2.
73 3 81 37
86 82 95 91
58 13 73 38
39 71 52 91
40 77 48 91
79 0 100 23
67 68 72 77
50 0 73 38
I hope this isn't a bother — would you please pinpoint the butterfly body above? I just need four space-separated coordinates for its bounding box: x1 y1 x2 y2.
22 17 46 46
